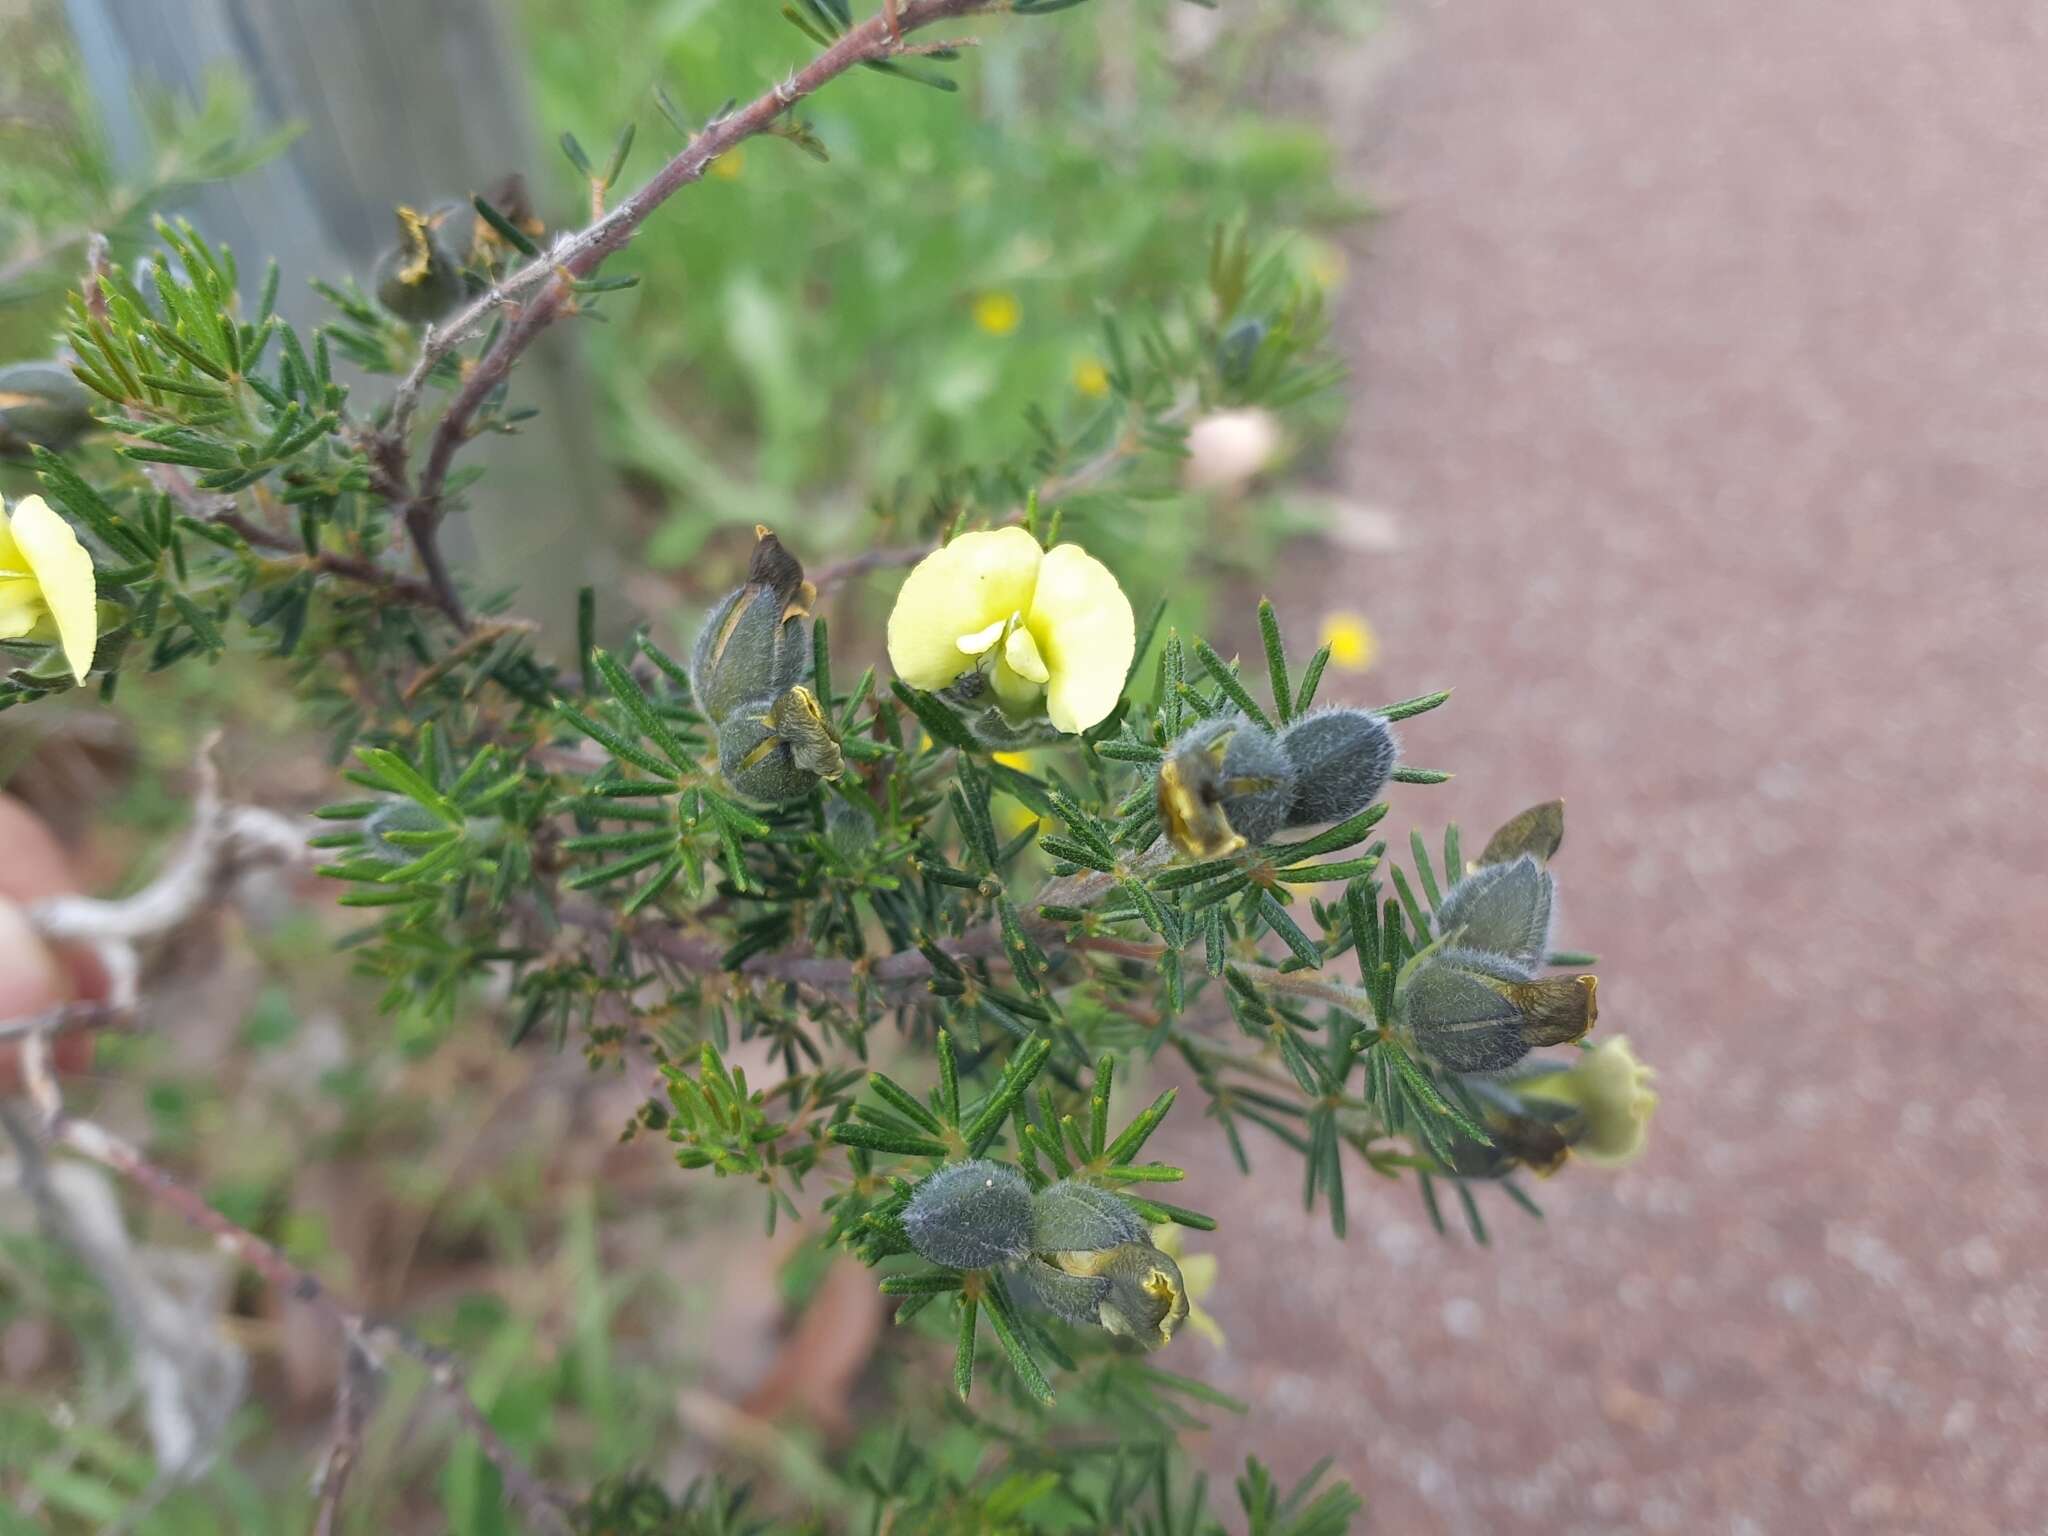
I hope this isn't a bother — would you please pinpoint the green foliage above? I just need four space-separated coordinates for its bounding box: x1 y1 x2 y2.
0 2 1640 1530
0 5 292 331
518 0 1357 563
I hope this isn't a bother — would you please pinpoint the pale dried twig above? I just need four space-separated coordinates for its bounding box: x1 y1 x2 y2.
3 748 574 1535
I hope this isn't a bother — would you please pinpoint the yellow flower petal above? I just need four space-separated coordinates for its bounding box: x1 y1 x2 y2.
1003 623 1050 685
885 526 1043 692
972 291 1021 337
1520 1036 1658 1166
5 495 95 683
0 513 25 575
1027 543 1133 734
957 616 1009 656
1073 358 1110 398
0 577 42 638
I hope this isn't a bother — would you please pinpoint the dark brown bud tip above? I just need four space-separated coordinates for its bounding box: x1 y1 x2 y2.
747 527 809 610
1478 799 1566 868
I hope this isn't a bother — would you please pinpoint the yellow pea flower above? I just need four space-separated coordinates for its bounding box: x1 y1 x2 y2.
1073 358 1110 398
972 291 1021 337
1317 610 1377 673
1517 1036 1658 1166
886 526 1133 734
0 494 96 684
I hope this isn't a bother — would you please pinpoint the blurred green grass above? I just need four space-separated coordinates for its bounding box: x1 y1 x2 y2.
516 0 1361 565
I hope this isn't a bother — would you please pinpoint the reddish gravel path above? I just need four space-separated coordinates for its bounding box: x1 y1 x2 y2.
1164 4 2048 1531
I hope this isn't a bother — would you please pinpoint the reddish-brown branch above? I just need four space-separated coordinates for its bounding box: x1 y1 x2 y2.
379 0 1006 620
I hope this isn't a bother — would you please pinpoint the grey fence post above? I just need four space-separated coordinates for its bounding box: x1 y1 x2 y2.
63 0 626 640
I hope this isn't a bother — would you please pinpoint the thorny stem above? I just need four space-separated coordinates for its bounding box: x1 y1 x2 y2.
142 465 449 611
374 0 1007 628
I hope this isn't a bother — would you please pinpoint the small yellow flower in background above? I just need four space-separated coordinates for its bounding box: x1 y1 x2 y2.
1073 357 1111 398
1518 1037 1659 1166
886 526 1134 734
709 146 744 181
972 291 1021 337
1151 1224 1223 1349
1304 239 1348 293
0 494 96 684
1317 611 1377 673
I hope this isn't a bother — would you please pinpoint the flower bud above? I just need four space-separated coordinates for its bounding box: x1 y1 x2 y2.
373 206 467 323
1183 406 1281 492
1513 1037 1657 1166
1044 1240 1190 1350
1443 1100 1579 1180
1030 1178 1148 1253
824 794 876 857
1157 715 1297 858
0 361 96 457
902 1160 1035 1271
717 685 841 805
1216 319 1268 388
1476 799 1565 868
1277 706 1397 829
1432 854 1552 969
362 798 448 862
1398 946 1597 1074
689 528 814 725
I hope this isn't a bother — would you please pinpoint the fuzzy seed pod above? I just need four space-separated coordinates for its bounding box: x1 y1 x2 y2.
1030 1179 1148 1255
373 207 467 323
717 685 841 805
1398 946 1597 1074
901 1160 1035 1271
1157 716 1298 858
690 529 814 725
1277 707 1397 830
0 361 96 457
1477 799 1565 868
1433 854 1553 969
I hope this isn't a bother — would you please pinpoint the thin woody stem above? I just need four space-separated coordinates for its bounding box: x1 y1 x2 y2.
378 0 1006 616
15 1030 574 1536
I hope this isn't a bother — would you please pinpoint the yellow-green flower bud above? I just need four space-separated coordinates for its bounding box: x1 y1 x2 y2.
1515 1037 1658 1166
